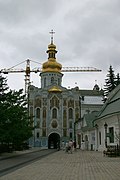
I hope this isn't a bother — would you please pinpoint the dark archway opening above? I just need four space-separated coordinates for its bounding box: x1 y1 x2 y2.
48 133 60 149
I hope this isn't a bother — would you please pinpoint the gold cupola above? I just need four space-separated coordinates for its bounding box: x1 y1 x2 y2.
42 30 62 73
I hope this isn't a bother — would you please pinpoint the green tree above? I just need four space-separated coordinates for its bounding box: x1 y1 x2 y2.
0 75 32 151
116 73 120 86
104 65 116 97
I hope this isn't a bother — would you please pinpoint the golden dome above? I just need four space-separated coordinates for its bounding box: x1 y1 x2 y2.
42 42 62 73
48 43 56 49
48 86 62 92
42 60 62 72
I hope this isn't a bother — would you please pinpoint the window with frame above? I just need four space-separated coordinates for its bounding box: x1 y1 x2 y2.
37 132 39 138
36 108 40 118
69 108 73 119
109 127 114 143
51 77 54 84
52 108 57 118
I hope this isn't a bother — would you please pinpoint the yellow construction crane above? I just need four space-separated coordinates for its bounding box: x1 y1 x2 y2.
0 59 102 94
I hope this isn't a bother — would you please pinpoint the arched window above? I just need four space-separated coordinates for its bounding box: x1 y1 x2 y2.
37 132 39 138
52 108 57 118
36 108 40 118
44 77 46 87
43 108 46 118
51 77 54 84
69 108 73 119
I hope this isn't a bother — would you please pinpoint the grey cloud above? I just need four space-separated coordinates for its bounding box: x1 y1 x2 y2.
0 0 58 26
0 0 120 90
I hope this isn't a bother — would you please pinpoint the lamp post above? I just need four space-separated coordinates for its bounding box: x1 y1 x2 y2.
104 122 108 148
74 122 76 141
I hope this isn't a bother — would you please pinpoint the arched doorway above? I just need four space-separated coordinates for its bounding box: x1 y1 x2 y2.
48 133 60 149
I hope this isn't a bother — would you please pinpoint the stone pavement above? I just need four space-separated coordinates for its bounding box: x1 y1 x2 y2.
1 149 120 180
0 147 42 160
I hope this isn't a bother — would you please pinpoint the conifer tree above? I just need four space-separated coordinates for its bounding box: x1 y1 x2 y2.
0 75 32 151
116 73 120 86
104 65 116 97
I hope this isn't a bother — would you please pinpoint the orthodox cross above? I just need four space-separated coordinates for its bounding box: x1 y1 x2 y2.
49 29 55 44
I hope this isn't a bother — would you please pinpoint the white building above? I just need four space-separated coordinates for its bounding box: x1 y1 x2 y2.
94 84 120 151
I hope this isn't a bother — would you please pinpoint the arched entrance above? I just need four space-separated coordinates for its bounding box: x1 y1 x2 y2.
48 133 60 149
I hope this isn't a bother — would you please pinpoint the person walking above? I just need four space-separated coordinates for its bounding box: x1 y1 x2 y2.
65 141 69 152
68 140 73 154
73 140 77 151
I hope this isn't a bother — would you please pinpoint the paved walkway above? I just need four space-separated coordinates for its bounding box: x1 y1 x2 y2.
1 149 120 180
0 147 42 160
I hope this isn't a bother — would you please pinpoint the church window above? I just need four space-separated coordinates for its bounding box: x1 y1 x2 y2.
51 77 54 84
69 108 73 119
36 108 40 118
37 132 39 138
50 96 59 109
63 110 67 118
52 108 57 118
63 110 67 127
44 77 46 87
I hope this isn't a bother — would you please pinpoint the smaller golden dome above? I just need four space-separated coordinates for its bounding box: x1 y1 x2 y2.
48 86 62 92
48 43 56 49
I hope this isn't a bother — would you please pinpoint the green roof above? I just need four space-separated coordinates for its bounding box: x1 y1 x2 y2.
95 84 120 120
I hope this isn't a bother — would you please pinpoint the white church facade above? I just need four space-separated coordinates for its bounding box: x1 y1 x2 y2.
28 36 103 149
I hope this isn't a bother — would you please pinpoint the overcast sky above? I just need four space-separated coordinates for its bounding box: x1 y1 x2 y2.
0 0 120 91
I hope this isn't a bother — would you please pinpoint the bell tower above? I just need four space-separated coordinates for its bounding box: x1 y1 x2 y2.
40 30 63 88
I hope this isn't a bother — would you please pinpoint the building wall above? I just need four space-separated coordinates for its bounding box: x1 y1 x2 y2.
29 85 103 148
95 114 120 151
